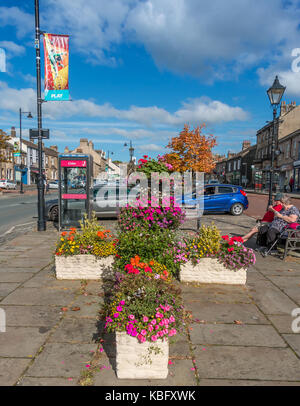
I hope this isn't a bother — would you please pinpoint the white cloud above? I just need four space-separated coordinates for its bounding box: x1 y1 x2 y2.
137 143 162 152
3 1 300 80
0 82 248 126
0 7 33 39
0 41 25 58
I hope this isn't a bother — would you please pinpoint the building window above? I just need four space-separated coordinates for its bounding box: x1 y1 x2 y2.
286 142 290 158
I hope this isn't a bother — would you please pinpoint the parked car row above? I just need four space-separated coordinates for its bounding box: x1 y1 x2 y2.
0 179 17 189
45 183 249 222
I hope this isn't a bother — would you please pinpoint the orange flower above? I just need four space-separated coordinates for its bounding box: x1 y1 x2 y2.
149 260 154 266
97 231 105 239
130 255 140 267
163 270 168 276
70 227 77 232
61 232 67 237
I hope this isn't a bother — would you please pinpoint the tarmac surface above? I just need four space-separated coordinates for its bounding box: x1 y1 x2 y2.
0 215 299 386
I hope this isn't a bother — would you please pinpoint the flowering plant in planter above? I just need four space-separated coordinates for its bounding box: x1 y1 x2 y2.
118 197 185 232
122 255 172 283
218 235 256 270
187 224 221 265
55 214 117 258
114 228 180 277
104 274 185 343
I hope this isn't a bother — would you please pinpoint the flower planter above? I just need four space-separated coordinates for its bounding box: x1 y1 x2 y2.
116 331 169 379
180 258 247 285
55 254 114 280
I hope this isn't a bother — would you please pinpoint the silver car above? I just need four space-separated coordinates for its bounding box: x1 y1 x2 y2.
46 183 140 221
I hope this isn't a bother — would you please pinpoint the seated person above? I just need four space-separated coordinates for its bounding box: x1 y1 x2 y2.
242 193 283 242
260 195 300 253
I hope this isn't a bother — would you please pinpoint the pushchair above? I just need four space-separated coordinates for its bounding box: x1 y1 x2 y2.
257 222 300 257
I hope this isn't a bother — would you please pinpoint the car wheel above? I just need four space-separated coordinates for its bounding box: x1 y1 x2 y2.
230 202 244 216
49 206 59 222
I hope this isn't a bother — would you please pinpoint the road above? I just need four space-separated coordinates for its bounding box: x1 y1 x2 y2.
0 192 57 236
245 192 300 219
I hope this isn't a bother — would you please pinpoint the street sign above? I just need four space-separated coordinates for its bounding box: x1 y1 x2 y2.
29 129 50 140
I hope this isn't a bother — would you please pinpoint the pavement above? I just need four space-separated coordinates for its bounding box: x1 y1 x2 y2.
0 215 300 386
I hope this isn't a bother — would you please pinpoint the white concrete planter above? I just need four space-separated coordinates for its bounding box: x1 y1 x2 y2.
180 258 247 285
55 254 114 280
116 332 169 379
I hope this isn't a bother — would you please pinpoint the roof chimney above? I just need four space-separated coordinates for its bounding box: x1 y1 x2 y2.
242 140 251 150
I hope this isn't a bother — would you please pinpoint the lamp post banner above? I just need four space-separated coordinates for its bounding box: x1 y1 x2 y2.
43 33 69 101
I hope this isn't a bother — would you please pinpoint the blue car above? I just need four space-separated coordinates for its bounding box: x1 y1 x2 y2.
181 184 248 216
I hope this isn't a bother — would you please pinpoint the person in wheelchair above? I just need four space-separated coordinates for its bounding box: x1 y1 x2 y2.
242 193 283 242
258 195 300 255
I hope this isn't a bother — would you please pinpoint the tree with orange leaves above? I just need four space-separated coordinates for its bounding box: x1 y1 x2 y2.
165 124 217 172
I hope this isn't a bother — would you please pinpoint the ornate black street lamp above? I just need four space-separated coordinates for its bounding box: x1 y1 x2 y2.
19 109 33 194
266 75 285 207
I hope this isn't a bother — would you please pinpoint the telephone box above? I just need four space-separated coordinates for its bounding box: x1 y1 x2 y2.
58 154 93 230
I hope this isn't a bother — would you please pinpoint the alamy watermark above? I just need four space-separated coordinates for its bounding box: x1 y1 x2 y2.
291 308 300 333
0 308 6 333
93 169 205 220
0 48 6 72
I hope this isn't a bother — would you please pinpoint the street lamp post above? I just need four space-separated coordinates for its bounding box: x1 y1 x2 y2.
124 141 134 162
35 0 46 231
19 108 33 194
266 76 286 208
106 151 114 172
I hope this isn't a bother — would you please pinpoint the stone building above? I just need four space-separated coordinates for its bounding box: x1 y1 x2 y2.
64 139 106 178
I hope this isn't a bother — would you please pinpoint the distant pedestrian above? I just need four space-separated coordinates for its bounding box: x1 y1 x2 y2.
45 180 50 194
289 176 294 192
284 178 289 192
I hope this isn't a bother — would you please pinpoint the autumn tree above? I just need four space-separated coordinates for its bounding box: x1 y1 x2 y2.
165 124 217 172
0 129 10 163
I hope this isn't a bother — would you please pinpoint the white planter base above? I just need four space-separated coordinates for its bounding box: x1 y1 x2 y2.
116 332 169 379
55 255 114 280
180 258 247 285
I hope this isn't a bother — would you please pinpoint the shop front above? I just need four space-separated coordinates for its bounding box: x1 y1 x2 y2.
293 160 300 192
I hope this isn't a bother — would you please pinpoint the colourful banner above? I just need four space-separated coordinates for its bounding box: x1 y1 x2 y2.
43 33 69 101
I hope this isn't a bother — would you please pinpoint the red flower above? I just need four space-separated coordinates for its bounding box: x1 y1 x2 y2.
227 248 234 252
222 235 229 241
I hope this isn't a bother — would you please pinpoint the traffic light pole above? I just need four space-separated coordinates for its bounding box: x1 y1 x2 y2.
35 0 46 231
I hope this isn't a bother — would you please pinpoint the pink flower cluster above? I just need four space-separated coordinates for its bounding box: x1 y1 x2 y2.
105 301 178 343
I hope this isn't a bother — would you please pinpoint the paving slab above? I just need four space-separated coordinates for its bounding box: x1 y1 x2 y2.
194 346 300 381
282 334 300 358
65 295 103 319
182 284 252 304
93 356 197 386
247 281 299 315
0 283 20 297
189 324 286 347
0 267 42 274
22 273 81 289
24 342 97 378
1 305 62 328
187 302 269 325
198 379 300 386
0 272 34 283
0 326 50 357
0 358 30 386
1 287 76 306
49 318 99 344
17 377 78 386
268 315 296 334
7 258 52 268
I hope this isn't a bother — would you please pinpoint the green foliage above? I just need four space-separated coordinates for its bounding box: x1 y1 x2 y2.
115 228 180 277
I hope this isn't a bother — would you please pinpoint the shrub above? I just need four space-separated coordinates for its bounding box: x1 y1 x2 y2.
114 228 180 277
104 273 185 343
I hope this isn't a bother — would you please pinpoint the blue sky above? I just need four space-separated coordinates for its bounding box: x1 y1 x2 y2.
1 0 300 162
